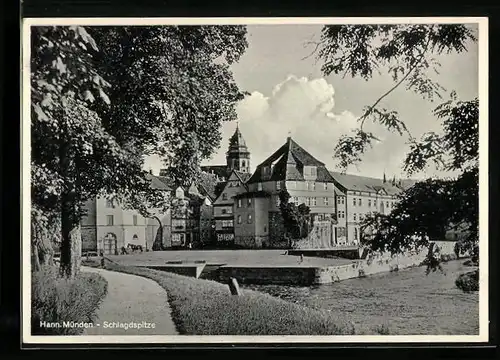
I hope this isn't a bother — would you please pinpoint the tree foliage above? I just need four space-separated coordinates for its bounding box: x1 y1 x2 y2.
278 189 313 243
313 24 476 169
30 25 248 276
359 98 479 271
315 24 479 283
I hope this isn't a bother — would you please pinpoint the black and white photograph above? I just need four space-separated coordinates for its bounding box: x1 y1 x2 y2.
22 17 488 344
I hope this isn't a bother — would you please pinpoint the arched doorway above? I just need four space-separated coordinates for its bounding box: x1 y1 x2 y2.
104 233 117 255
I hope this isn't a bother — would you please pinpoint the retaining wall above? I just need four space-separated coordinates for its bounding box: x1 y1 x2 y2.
217 240 461 285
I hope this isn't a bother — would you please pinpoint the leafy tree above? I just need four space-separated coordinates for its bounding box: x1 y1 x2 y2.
278 189 312 246
311 24 476 169
31 25 248 277
89 26 248 188
312 24 479 285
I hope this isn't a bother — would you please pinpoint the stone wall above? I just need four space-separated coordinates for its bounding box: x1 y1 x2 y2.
218 266 317 286
216 240 462 286
234 235 269 248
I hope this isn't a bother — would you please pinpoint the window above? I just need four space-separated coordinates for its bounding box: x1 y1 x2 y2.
324 197 329 206
306 197 311 206
311 167 317 176
276 181 281 190
358 198 362 206
106 215 114 226
311 182 316 191
222 193 228 200
374 199 377 207
324 183 328 190
258 182 263 191
293 196 299 205
264 225 267 233
337 197 341 205
247 198 252 206
133 215 138 226
133 234 138 240
242 160 246 167
354 228 358 240
359 214 363 221
237 199 242 208
353 213 357 221
276 196 280 207
221 208 227 215
317 214 324 221
237 215 242 224
386 201 389 208
247 214 252 224
342 211 345 218
311 197 317 206
105 198 114 208
368 199 371 207
353 198 356 206
222 220 233 228
341 197 345 205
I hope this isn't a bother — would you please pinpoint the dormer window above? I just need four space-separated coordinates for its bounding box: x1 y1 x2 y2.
175 187 184 199
303 166 317 180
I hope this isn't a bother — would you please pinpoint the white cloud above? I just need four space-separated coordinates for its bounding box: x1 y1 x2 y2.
203 75 394 177
146 74 449 180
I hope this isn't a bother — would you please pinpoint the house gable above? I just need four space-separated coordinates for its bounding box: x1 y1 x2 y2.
213 170 249 206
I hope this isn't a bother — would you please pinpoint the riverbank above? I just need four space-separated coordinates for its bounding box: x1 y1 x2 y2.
105 244 461 286
96 261 389 335
245 259 479 335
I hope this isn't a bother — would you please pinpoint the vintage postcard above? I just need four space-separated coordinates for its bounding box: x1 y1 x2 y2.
22 16 488 345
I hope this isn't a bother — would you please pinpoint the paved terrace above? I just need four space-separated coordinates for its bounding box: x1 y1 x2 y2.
106 249 356 268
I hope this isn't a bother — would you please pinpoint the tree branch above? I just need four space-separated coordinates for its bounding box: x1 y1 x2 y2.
359 37 433 135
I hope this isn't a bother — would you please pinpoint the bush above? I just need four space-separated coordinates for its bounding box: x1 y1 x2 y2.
103 263 363 335
31 265 108 335
455 270 479 292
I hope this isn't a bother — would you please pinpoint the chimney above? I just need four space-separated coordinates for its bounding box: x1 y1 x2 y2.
149 168 153 175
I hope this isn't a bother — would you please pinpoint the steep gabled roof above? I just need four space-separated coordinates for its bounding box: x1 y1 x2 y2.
234 170 252 184
145 173 172 191
213 169 250 203
247 137 334 183
329 171 415 195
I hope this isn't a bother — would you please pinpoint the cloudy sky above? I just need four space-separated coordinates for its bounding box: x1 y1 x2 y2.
145 24 479 180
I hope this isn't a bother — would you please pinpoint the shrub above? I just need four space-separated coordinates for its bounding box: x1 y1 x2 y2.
455 270 479 292
103 263 362 335
31 265 108 335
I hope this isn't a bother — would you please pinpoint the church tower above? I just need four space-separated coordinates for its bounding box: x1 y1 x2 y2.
226 123 251 174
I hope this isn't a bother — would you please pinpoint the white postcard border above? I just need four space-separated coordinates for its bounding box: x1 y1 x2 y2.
21 16 489 345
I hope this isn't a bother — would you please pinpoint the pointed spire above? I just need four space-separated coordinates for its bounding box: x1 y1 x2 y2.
392 175 396 185
383 172 387 183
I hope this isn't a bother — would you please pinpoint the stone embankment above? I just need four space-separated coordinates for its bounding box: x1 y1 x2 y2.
218 240 461 286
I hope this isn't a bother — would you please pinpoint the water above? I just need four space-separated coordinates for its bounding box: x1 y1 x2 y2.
244 260 479 335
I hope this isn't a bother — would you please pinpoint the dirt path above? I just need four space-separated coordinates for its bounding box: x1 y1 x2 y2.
82 266 179 335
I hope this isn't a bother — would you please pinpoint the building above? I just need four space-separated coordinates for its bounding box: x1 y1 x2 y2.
330 172 416 245
169 184 214 248
81 174 213 254
212 169 251 246
80 173 171 254
201 123 251 183
235 136 342 248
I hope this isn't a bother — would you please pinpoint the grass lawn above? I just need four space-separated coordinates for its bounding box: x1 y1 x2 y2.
86 259 386 335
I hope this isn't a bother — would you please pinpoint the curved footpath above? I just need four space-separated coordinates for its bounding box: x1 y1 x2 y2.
81 266 179 335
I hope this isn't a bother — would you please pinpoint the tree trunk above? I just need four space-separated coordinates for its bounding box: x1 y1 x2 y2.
59 193 81 278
